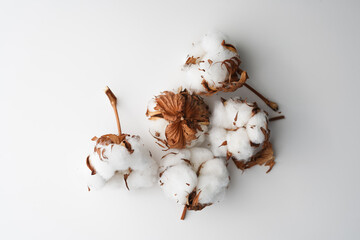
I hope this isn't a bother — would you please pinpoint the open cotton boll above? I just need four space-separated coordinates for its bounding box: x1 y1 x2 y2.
146 90 210 149
182 32 248 95
159 147 229 220
86 134 158 191
208 98 276 173
84 87 158 191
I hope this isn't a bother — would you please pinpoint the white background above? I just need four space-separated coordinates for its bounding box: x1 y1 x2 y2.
1 0 359 239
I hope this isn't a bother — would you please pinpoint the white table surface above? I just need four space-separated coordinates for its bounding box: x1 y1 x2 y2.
1 0 359 239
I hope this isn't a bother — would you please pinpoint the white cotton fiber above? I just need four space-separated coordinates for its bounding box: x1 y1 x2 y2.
208 98 269 163
160 163 197 204
159 147 229 209
208 127 228 157
182 32 241 94
197 158 229 204
85 135 157 191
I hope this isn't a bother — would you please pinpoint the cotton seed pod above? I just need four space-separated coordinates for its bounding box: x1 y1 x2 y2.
85 87 157 191
146 89 210 149
208 98 275 173
181 32 248 96
158 147 230 220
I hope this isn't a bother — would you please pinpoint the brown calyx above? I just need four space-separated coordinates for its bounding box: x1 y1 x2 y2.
92 134 134 160
180 190 212 220
147 90 210 149
232 140 275 173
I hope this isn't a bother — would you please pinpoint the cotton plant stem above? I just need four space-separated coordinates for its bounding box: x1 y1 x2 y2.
181 206 187 220
105 86 122 135
244 83 279 111
269 115 285 122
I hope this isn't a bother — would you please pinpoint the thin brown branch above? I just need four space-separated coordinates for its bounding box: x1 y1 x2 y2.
244 83 279 111
105 86 122 135
180 205 187 220
269 115 285 122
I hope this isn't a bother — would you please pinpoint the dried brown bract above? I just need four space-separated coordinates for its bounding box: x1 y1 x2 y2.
147 89 210 149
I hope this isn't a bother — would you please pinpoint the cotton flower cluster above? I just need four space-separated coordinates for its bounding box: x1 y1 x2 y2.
85 87 157 191
159 147 229 219
181 32 248 95
84 32 282 221
208 98 275 172
144 32 281 220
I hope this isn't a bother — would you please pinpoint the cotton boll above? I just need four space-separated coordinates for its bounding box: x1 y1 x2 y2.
182 32 248 95
158 148 229 219
85 135 158 190
208 97 274 172
84 87 158 191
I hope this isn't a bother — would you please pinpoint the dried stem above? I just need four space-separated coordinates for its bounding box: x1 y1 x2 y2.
269 115 285 122
180 205 187 220
105 86 122 135
244 83 279 111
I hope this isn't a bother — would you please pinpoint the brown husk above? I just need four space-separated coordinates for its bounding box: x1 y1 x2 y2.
232 142 275 173
147 90 210 149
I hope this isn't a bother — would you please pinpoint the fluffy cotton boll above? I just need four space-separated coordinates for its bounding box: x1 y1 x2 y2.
182 32 247 95
85 134 158 190
159 147 229 217
208 98 272 170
